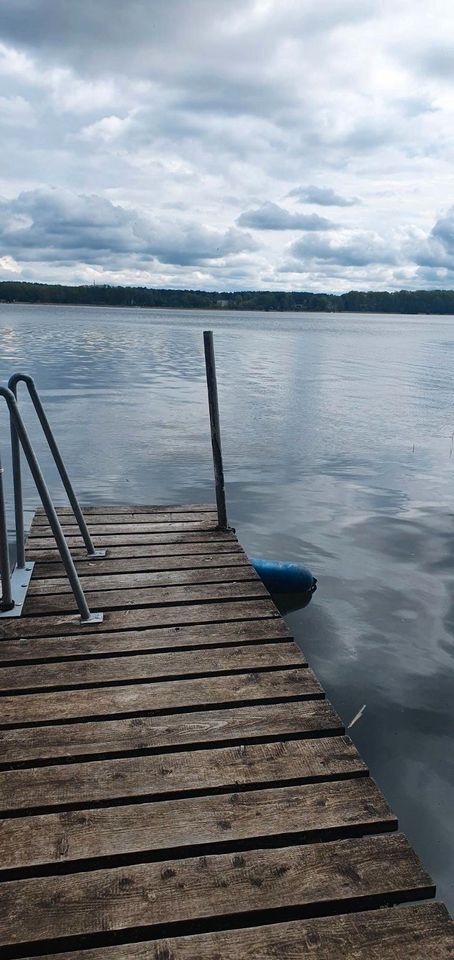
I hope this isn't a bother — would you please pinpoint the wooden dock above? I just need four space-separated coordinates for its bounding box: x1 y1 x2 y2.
0 504 452 958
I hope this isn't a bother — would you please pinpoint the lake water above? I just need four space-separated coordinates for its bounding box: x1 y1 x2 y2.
0 302 453 909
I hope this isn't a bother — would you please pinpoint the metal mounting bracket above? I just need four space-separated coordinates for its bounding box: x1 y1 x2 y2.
0 562 35 617
79 610 104 625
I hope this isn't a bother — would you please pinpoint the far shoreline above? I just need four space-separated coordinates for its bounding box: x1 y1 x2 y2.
2 280 454 316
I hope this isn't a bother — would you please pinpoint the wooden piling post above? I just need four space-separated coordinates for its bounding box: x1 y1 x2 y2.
203 330 228 530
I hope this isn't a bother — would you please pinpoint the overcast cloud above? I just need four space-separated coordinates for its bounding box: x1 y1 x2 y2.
0 0 454 291
288 185 360 207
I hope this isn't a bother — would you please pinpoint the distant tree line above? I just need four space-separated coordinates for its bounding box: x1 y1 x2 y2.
1 281 454 314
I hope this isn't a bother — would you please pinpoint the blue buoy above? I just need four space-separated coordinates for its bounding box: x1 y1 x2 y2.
250 557 317 598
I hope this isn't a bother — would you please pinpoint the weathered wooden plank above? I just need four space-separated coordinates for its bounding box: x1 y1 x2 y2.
27 530 235 553
37 904 453 960
0 699 337 770
22 580 268 618
27 564 258 598
0 834 434 947
0 642 307 693
0 735 365 811
1 598 279 641
26 540 242 564
0 778 396 873
30 552 249 581
36 504 216 516
0 618 290 665
32 511 217 527
29 521 220 540
0 700 341 766
0 668 327 729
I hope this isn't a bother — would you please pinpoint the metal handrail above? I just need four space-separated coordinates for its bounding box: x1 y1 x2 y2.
0 449 14 612
0 386 102 624
8 374 105 563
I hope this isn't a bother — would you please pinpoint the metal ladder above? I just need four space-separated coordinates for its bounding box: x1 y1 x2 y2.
0 374 105 624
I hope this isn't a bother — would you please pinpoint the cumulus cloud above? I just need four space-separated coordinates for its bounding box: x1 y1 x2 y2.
410 207 454 272
237 202 336 231
0 187 258 269
431 209 454 248
288 231 401 267
288 185 360 206
0 254 21 273
280 207 454 285
78 115 134 143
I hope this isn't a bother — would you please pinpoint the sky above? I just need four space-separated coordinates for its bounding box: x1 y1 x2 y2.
0 0 454 293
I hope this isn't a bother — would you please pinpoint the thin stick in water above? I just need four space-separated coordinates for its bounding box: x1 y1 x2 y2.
348 703 366 729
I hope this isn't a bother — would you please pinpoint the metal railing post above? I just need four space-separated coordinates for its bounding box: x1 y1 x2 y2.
8 374 105 558
0 449 14 612
0 387 102 624
203 331 228 531
9 414 25 569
